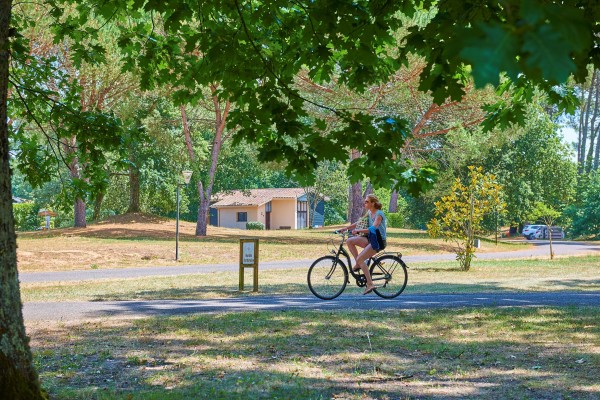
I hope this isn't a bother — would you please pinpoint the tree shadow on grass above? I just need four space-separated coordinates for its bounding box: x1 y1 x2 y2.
88 280 600 303
30 307 600 399
535 279 600 290
90 283 312 301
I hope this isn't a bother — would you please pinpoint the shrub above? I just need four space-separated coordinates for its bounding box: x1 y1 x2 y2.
324 203 346 226
386 212 405 228
13 203 39 231
246 221 265 230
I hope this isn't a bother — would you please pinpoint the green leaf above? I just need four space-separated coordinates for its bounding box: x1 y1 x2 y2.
522 25 576 84
459 23 520 87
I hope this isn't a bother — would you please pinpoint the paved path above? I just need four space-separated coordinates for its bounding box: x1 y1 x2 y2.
23 291 600 321
19 241 600 283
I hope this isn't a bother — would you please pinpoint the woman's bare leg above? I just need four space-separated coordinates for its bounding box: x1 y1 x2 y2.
347 236 368 263
356 245 377 291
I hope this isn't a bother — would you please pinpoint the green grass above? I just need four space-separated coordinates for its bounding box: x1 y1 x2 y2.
29 307 600 399
21 256 600 302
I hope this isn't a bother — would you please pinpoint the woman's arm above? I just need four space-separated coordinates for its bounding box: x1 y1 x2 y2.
353 215 382 235
340 222 357 232
371 215 383 228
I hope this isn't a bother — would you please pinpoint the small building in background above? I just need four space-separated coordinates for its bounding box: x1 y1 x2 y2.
210 188 325 230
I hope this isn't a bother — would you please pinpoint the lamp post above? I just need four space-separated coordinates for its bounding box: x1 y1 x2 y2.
176 170 193 261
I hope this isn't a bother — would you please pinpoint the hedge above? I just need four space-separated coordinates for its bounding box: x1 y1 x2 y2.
386 212 405 228
246 221 265 230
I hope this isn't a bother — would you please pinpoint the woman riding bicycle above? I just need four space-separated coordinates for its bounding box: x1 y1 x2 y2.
339 194 387 295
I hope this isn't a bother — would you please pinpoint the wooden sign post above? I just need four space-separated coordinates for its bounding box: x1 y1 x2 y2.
239 238 259 292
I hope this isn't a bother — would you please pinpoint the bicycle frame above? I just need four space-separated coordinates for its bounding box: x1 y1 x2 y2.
332 234 353 271
330 232 372 284
308 231 409 299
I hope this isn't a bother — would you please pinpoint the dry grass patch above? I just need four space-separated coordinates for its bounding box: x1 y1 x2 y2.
28 307 600 399
17 213 527 272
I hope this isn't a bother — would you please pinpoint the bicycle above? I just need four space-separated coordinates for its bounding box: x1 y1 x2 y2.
307 231 408 300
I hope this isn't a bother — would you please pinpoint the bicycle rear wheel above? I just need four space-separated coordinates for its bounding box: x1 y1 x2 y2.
307 256 348 300
370 255 408 299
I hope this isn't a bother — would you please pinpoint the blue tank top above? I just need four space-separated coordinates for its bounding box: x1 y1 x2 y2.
368 210 387 240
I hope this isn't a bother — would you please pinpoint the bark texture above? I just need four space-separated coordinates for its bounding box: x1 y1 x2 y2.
348 150 364 223
73 197 86 227
64 136 86 227
388 190 399 213
0 1 47 397
349 182 363 223
92 191 104 221
127 163 140 213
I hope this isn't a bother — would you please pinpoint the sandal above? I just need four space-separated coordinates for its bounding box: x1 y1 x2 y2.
352 265 362 272
363 285 377 295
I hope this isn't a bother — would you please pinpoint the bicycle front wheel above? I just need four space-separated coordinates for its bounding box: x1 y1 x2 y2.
307 256 348 300
370 255 408 299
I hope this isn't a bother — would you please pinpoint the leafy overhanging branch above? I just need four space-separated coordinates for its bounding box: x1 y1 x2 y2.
45 0 599 195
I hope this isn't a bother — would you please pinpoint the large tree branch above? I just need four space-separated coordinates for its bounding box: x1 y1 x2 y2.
180 104 196 163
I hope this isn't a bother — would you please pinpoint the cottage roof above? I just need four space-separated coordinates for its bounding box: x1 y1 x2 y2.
211 188 306 207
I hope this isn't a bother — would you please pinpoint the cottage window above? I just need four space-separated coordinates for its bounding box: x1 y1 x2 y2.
237 212 248 222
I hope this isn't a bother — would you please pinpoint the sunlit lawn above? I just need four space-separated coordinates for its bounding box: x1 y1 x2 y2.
17 223 528 272
20 256 600 302
28 307 600 399
20 218 600 399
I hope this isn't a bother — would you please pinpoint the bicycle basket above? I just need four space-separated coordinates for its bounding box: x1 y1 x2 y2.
354 216 369 237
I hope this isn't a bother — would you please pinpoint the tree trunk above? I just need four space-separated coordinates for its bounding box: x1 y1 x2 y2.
74 197 86 227
0 1 47 397
64 136 86 227
348 149 364 223
92 191 104 221
195 100 225 236
547 224 555 260
586 131 597 173
349 181 363 223
388 190 399 213
594 124 600 170
304 189 319 228
362 182 373 198
127 164 140 213
579 70 597 173
585 75 599 173
180 88 230 237
196 179 210 236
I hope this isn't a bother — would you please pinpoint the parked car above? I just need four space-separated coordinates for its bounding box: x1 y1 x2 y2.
532 226 565 240
522 224 544 240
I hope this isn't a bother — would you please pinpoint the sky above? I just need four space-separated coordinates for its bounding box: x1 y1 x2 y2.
559 126 578 161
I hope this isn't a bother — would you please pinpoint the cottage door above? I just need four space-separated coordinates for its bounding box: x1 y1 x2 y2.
297 200 308 228
265 201 272 230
